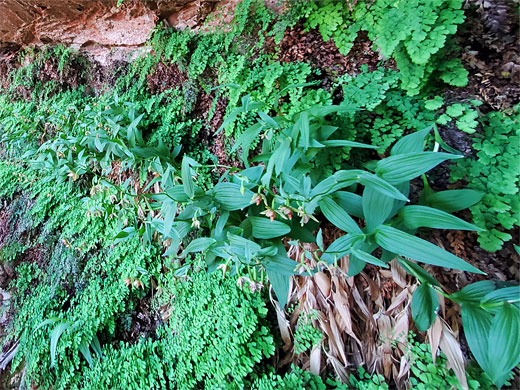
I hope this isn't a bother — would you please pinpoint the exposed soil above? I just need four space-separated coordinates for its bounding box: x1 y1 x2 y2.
146 62 187 95
275 25 385 77
455 2 520 111
118 293 163 344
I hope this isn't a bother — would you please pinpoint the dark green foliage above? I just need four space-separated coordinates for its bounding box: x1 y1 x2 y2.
158 270 275 389
0 1 517 389
300 0 468 95
451 106 520 251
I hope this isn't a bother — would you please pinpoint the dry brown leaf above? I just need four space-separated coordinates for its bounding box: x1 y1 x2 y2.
310 345 322 376
315 271 331 297
386 288 410 314
269 288 292 347
391 259 408 289
439 320 468 390
332 290 362 346
428 317 443 364
325 350 350 383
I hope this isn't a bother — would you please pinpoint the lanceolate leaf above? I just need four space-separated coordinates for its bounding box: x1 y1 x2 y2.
375 152 462 184
232 122 263 165
50 321 71 368
391 126 431 155
183 237 216 255
400 205 483 231
423 189 484 213
412 283 439 331
481 287 520 307
321 234 361 264
263 255 301 276
461 304 492 379
249 217 291 239
333 191 364 218
486 304 520 388
359 172 409 201
350 247 388 268
181 155 194 198
79 341 93 367
449 280 496 305
320 140 378 149
266 268 290 308
398 258 440 287
362 186 394 232
214 182 254 211
374 225 484 274
319 196 362 234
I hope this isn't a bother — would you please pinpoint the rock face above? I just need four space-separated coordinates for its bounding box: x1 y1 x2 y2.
0 0 228 63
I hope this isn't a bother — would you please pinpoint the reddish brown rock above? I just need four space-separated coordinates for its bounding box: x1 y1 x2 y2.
0 0 228 63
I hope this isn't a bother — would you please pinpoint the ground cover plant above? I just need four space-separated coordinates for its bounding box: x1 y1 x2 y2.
0 0 518 389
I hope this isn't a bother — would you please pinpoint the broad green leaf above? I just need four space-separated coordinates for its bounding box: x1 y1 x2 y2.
362 186 394 232
348 254 367 276
449 280 496 304
162 202 177 239
333 191 363 218
299 111 310 150
482 287 520 307
266 268 290 308
412 283 439 331
214 182 254 211
79 341 93 367
181 155 194 198
359 172 409 201
274 138 291 176
487 304 520 387
214 212 229 240
398 258 440 287
374 225 484 274
423 189 484 213
183 237 216 255
391 127 431 155
50 321 71 368
320 140 378 149
232 122 263 165
319 196 362 234
376 152 462 184
249 216 291 239
321 234 361 264
238 166 264 183
227 233 261 256
461 304 492 378
263 254 301 276
91 335 102 358
400 205 483 231
316 229 324 251
35 317 60 332
258 111 279 128
350 247 388 268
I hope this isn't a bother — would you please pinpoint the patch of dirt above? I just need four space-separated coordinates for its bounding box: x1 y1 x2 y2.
456 1 520 111
119 293 163 343
0 44 19 90
87 59 129 95
146 62 187 95
192 91 242 174
273 24 389 77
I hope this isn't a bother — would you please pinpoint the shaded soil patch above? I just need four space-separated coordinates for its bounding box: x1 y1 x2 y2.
456 1 520 111
147 62 187 95
117 292 163 344
274 25 388 77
